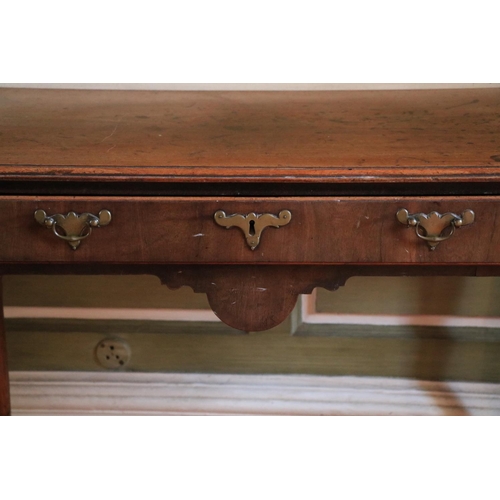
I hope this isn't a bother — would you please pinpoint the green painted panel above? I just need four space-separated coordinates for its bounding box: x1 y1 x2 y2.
6 325 500 382
7 275 500 317
316 276 500 316
3 275 211 310
4 274 500 381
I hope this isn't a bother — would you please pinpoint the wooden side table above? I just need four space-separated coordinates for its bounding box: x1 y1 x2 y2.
1 88 500 415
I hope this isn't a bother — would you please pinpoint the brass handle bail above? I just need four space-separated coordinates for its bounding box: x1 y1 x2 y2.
396 208 475 250
34 209 112 250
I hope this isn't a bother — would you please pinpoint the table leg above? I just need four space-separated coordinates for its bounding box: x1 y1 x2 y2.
0 277 11 416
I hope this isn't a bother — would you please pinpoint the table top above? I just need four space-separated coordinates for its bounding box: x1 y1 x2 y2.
1 88 499 187
1 88 500 335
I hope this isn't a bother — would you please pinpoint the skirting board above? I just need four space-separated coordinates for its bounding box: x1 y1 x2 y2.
9 372 500 416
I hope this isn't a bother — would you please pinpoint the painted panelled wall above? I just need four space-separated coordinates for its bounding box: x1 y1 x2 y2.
4 83 500 383
5 275 500 382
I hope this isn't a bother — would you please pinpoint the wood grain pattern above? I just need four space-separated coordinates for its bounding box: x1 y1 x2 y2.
1 196 499 264
2 87 500 413
156 265 500 331
1 88 500 184
0 278 10 416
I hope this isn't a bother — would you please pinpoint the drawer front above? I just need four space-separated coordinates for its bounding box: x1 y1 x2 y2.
0 196 499 264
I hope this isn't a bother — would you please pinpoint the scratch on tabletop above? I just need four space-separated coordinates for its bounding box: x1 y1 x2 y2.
100 123 119 143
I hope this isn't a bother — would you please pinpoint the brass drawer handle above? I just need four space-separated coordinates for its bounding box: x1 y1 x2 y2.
396 208 475 250
214 210 291 250
34 209 112 250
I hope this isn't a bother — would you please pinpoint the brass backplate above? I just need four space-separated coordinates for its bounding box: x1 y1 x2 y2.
396 208 475 250
214 210 292 250
34 209 112 250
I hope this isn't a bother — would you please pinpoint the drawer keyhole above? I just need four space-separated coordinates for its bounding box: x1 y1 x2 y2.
214 210 292 250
